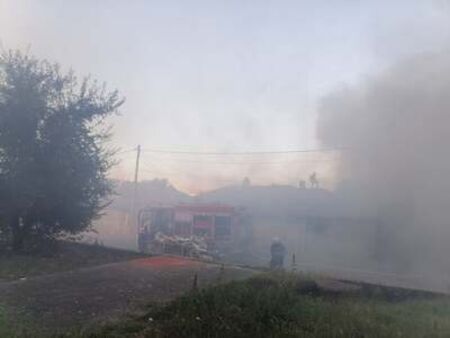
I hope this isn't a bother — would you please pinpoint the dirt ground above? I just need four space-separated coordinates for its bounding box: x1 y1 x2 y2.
0 256 256 332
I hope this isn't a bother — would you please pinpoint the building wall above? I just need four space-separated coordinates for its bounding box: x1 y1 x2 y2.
244 216 378 269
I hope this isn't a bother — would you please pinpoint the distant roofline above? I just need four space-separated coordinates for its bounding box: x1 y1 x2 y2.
140 202 237 213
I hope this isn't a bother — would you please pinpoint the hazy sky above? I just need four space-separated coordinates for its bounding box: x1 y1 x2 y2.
1 0 449 192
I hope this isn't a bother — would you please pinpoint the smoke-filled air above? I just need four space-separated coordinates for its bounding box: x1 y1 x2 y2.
2 1 450 337
318 51 450 277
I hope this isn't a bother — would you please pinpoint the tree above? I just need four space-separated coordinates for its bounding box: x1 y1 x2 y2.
0 50 124 251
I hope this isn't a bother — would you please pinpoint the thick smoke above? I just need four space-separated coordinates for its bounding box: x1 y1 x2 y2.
317 51 450 275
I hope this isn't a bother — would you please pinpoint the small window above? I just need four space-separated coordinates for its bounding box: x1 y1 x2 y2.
174 222 191 237
194 215 213 226
215 216 231 238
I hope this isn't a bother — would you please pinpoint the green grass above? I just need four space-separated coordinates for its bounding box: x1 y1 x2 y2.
0 304 33 338
0 304 13 337
0 241 144 281
85 273 450 338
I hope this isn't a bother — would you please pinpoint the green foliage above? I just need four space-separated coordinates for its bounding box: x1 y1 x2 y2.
0 50 124 251
89 273 450 338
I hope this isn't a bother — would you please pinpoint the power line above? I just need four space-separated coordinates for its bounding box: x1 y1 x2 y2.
139 146 348 156
115 147 138 155
140 155 340 165
140 168 240 183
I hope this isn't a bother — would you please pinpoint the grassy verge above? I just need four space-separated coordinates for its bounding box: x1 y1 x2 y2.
0 303 37 338
86 273 450 338
0 241 144 281
0 304 13 337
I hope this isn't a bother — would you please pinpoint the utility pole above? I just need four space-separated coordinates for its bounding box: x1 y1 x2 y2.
130 145 141 229
133 145 141 193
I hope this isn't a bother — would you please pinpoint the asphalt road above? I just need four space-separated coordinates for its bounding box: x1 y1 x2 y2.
0 256 256 331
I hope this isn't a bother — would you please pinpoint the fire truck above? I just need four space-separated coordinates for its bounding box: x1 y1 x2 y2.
137 203 251 259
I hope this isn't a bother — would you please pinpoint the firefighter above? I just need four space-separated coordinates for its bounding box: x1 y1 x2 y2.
270 237 286 269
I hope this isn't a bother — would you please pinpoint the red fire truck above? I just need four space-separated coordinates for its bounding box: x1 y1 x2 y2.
137 203 251 259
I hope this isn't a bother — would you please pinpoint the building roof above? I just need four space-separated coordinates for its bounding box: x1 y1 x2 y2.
175 203 235 214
